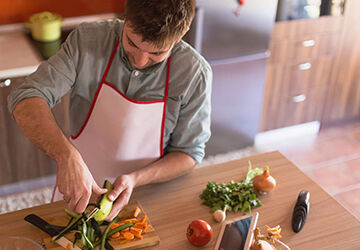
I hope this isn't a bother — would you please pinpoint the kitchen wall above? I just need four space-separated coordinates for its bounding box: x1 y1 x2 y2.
0 0 125 25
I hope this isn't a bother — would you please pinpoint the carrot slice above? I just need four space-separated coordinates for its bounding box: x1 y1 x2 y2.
110 223 120 230
67 243 71 250
121 218 140 223
130 227 142 235
140 215 147 223
144 224 153 233
133 206 141 217
130 227 142 233
121 231 135 240
133 222 147 229
133 232 143 239
111 232 120 239
130 228 143 239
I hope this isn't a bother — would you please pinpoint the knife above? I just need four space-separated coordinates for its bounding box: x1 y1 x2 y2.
24 214 81 250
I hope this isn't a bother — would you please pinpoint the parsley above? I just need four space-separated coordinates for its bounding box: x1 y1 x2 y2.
199 161 264 213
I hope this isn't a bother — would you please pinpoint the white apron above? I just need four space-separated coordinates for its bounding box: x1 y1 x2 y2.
52 37 171 201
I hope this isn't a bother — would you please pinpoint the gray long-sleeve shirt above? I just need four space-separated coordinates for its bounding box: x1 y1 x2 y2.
8 19 212 163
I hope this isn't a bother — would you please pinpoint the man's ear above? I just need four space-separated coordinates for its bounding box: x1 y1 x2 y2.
177 27 190 43
178 26 191 43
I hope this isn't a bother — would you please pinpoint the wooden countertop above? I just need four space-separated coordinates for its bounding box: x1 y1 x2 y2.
1 151 359 249
0 32 41 78
0 13 118 79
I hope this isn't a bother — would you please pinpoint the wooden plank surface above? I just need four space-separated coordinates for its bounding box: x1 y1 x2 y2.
131 151 360 249
0 151 359 250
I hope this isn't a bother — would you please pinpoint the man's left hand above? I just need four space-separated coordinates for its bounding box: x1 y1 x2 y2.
105 174 135 221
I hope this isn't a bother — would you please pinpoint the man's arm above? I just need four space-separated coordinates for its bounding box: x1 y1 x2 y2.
106 151 196 220
133 151 196 185
13 97 106 213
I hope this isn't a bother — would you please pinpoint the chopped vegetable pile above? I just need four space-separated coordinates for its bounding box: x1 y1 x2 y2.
52 205 152 250
199 161 264 213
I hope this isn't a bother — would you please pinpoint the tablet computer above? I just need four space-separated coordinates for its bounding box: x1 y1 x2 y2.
214 212 259 250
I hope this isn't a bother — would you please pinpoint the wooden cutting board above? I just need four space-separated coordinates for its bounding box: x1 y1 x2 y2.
41 200 160 249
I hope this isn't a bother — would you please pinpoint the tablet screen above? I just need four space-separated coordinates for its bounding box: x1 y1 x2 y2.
218 216 253 250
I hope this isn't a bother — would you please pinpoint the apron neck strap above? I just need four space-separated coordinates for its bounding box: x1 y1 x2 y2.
164 56 171 101
101 37 121 83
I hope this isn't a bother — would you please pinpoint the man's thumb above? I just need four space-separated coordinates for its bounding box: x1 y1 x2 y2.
92 182 107 195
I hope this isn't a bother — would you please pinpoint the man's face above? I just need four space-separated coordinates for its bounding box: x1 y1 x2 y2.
122 22 174 69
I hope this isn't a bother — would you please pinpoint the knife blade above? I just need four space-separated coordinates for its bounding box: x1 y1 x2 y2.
24 214 81 250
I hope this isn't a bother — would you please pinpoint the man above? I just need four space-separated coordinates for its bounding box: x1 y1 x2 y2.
8 0 212 221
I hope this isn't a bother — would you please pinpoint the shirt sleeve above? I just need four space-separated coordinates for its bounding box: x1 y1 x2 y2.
7 26 81 114
165 65 212 163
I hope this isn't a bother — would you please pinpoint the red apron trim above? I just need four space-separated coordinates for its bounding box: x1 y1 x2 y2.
101 37 120 83
71 80 104 140
72 37 121 139
70 81 165 140
71 35 171 150
103 81 165 104
160 56 171 156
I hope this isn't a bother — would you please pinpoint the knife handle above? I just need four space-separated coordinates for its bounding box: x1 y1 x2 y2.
292 190 310 233
52 236 82 250
24 214 81 250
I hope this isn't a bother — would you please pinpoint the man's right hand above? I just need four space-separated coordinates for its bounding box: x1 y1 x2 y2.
56 151 107 214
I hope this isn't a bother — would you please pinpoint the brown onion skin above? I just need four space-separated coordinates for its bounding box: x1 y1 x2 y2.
252 169 276 192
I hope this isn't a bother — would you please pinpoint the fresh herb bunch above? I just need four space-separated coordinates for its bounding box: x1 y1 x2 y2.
199 161 264 213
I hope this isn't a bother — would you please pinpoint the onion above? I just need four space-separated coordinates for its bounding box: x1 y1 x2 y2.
252 168 276 193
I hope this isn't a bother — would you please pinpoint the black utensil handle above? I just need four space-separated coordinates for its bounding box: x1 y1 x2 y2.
292 190 310 233
24 214 59 237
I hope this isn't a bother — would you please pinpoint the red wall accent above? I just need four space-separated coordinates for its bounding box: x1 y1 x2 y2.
1 0 125 25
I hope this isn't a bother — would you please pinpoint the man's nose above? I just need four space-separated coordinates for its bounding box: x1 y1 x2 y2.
133 51 148 68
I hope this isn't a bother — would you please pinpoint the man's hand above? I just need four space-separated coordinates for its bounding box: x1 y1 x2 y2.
12 97 108 213
104 152 195 221
57 152 107 214
105 175 136 221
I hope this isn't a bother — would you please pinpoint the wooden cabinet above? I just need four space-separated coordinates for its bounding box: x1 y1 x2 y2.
0 76 68 186
260 16 344 131
322 0 360 124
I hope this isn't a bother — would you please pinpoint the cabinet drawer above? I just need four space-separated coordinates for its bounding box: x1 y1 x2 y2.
282 56 334 95
261 87 327 131
269 33 339 64
266 56 334 97
272 16 344 41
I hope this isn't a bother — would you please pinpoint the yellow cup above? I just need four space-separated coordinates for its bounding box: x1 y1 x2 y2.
26 11 62 42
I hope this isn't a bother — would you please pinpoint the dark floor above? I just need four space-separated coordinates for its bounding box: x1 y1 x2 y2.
259 122 360 221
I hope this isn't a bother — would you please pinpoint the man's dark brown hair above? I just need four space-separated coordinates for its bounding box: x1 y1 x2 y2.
125 0 195 49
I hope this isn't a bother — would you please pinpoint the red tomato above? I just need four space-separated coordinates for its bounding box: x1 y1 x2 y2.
186 219 213 247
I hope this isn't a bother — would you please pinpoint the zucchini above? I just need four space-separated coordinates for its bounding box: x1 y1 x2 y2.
94 180 114 222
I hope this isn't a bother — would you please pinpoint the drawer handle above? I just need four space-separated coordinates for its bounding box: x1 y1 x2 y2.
302 39 315 47
0 79 11 88
293 94 306 103
298 62 311 70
